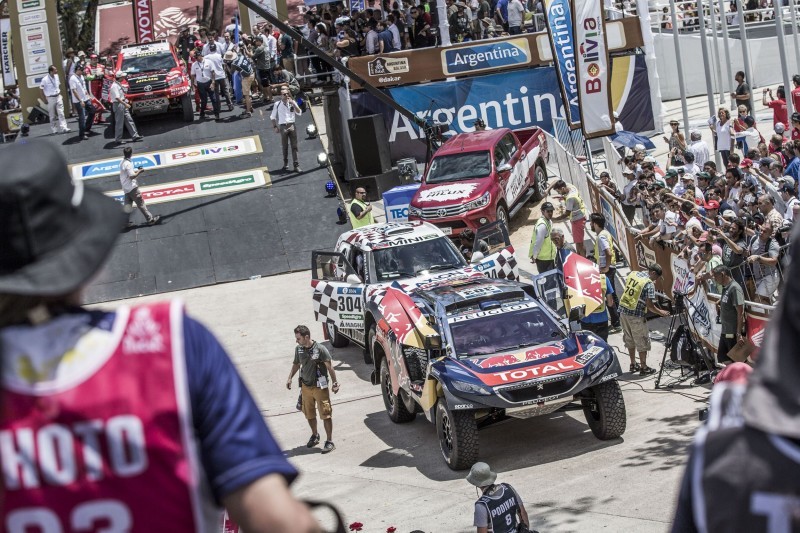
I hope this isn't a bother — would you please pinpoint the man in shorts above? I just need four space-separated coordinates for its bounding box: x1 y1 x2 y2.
619 264 669 375
286 325 340 453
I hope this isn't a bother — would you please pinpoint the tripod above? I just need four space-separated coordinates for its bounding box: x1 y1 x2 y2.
654 293 716 389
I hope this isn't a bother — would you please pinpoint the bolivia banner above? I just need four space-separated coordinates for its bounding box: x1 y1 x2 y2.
544 0 580 128
570 0 614 138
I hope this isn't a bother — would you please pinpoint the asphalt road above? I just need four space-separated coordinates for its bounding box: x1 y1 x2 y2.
97 266 709 532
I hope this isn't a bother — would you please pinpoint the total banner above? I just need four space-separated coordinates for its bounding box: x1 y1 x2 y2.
0 18 14 87
132 0 155 43
543 0 580 128
570 0 614 138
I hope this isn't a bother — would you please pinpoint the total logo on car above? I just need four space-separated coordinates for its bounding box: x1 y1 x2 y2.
109 41 194 122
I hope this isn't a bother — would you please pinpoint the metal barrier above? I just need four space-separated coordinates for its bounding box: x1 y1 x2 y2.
543 129 593 219
551 117 587 161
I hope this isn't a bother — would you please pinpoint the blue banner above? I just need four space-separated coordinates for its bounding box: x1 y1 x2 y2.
351 67 563 162
441 38 532 76
544 0 580 127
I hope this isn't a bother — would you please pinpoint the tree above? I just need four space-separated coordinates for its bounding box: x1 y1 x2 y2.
57 0 100 51
200 0 225 32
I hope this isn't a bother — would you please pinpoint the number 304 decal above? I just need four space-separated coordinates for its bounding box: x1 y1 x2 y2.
337 296 363 313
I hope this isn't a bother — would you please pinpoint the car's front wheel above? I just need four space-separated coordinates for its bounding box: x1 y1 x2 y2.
365 324 376 364
380 358 416 423
326 322 349 348
531 164 548 202
581 380 627 440
436 398 478 470
181 92 194 122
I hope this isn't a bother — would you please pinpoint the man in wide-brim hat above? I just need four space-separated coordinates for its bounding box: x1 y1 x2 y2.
467 462 531 532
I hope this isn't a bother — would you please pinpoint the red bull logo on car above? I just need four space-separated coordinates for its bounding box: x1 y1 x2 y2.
475 343 565 369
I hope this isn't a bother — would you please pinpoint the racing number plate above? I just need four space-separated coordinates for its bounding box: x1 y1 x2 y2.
133 98 168 111
440 226 452 235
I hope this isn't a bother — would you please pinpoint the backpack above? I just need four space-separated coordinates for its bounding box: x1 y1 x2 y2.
670 324 698 367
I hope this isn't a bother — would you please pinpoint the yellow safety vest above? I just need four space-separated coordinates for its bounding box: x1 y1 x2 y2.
565 187 585 221
619 271 651 311
529 217 555 260
594 229 617 268
349 199 375 229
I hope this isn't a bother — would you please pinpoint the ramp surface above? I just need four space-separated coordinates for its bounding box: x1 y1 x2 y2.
26 104 340 303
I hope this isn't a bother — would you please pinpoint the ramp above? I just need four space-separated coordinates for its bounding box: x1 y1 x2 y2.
26 105 341 303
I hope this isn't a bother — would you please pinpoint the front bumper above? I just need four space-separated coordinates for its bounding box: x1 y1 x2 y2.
408 203 496 236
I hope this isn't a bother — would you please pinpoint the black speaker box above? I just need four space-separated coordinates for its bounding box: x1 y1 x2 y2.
348 114 392 176
348 169 401 202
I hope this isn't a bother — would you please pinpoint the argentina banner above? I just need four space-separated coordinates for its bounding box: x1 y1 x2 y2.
543 0 581 129
570 0 615 138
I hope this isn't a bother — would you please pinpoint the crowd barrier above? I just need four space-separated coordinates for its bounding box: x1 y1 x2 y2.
545 132 775 358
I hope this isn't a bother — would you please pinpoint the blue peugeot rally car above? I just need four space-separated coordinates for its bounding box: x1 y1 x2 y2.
368 276 625 470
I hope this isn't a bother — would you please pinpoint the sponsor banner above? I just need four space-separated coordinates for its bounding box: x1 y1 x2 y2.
0 18 14 87
347 19 643 89
18 8 44 25
351 67 561 162
571 0 614 138
16 0 43 12
69 136 262 181
383 183 420 222
20 23 50 77
671 257 696 296
687 287 721 349
105 169 269 206
477 357 583 386
132 0 155 43
745 312 769 362
543 0 580 127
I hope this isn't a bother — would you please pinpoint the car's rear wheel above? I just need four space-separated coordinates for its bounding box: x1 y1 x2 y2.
496 204 509 229
326 322 349 348
381 358 416 423
365 324 376 364
181 93 194 122
531 164 548 202
436 398 478 470
581 380 627 440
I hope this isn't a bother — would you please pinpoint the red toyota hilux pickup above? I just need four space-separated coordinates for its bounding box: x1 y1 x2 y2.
408 128 549 236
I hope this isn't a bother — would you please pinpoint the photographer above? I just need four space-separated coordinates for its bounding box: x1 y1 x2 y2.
713 219 749 289
747 219 780 304
119 147 160 226
712 265 746 366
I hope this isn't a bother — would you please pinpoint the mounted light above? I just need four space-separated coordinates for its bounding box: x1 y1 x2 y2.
306 124 318 138
317 152 328 166
325 180 336 197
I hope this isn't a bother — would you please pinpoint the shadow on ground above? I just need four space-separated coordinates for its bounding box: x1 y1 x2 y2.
620 411 697 472
360 406 623 482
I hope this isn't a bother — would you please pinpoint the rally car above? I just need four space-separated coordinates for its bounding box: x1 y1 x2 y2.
368 276 626 470
311 220 518 363
110 41 193 122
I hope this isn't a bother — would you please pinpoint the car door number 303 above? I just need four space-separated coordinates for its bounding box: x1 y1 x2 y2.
337 296 362 313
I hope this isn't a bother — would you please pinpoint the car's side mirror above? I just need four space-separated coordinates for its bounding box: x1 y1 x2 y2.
424 334 442 349
568 305 585 332
497 163 512 173
346 273 362 285
470 251 485 264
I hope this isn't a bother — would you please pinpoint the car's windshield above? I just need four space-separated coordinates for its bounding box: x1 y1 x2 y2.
448 305 564 357
121 52 176 74
426 152 491 184
373 237 466 282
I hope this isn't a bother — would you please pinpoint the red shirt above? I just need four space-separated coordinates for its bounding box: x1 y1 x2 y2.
767 99 788 128
792 87 800 114
793 127 800 141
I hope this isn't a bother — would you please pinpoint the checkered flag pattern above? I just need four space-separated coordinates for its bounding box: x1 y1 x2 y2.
495 249 518 280
311 281 338 323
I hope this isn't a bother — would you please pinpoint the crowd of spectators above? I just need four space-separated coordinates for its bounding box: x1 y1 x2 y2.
0 88 20 111
607 75 796 306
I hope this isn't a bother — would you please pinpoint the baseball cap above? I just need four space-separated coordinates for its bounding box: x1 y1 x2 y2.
665 168 679 178
779 176 797 189
681 173 695 181
622 169 635 176
722 209 737 220
792 112 800 123
776 122 786 134
541 201 555 211
704 200 720 210
741 158 754 167
697 172 711 180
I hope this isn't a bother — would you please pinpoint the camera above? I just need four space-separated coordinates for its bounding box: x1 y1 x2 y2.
638 184 647 190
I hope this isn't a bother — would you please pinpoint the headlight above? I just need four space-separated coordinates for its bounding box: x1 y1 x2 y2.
586 350 612 377
167 76 182 87
408 205 422 217
450 379 492 395
463 192 490 211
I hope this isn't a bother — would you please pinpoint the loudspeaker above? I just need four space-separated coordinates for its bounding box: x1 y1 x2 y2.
348 114 392 176
349 169 401 202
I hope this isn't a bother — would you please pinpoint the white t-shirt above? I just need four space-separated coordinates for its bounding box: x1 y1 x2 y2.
785 196 799 221
205 53 226 78
715 120 732 152
119 159 138 193
270 98 302 125
68 74 88 104
508 0 525 27
658 211 678 237
191 60 213 83
39 74 61 97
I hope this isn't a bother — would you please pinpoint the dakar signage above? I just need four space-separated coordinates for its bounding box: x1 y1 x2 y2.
132 0 155 43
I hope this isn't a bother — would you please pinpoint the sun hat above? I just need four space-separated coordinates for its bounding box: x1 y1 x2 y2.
0 141 127 296
223 50 237 61
466 462 497 487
